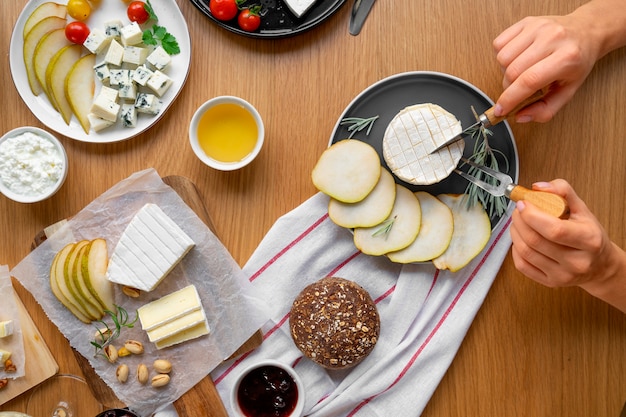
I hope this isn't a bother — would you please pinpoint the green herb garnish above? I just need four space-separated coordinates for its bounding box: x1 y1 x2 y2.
372 215 397 238
144 0 158 22
143 25 180 55
340 116 379 138
90 305 138 358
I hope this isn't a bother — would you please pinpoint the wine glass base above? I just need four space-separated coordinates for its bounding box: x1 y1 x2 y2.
27 374 103 417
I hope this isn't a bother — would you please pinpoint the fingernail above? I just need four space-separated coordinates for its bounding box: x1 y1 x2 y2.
516 115 533 123
533 181 552 190
494 104 504 117
516 200 526 212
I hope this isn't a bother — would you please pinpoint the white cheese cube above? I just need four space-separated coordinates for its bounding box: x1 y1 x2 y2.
88 113 116 132
91 94 120 122
123 46 149 66
132 65 153 86
104 19 123 38
146 70 173 97
106 204 195 291
284 0 317 18
93 62 110 82
120 103 137 127
104 39 124 66
109 69 133 86
0 320 14 338
120 22 143 46
0 349 11 364
119 83 137 101
146 46 171 71
83 28 110 54
99 85 119 102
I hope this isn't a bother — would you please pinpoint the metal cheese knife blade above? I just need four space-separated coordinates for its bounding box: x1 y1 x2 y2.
349 0 377 35
430 87 550 154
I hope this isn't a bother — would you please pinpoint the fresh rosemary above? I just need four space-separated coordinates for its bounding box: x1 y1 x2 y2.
462 107 510 218
340 116 379 138
90 305 138 358
372 215 397 238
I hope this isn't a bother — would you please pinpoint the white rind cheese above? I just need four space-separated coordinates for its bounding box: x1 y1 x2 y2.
106 203 195 291
0 320 14 338
382 103 464 185
284 0 317 18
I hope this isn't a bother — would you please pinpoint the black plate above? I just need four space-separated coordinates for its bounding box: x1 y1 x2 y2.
189 0 346 38
329 71 520 228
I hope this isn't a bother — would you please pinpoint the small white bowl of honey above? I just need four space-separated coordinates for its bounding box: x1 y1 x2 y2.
189 96 264 171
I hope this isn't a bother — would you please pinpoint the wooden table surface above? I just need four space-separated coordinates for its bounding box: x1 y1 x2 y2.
2 0 626 415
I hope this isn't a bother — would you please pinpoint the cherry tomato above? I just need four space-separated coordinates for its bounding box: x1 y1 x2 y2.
238 7 261 32
67 0 92 21
127 1 150 24
65 21 90 44
209 0 239 21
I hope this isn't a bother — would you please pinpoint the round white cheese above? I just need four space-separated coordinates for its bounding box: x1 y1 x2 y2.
382 103 464 185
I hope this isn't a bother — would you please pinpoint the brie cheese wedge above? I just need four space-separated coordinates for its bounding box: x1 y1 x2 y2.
382 103 464 185
284 0 317 18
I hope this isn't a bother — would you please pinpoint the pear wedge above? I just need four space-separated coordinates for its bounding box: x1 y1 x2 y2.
65 54 96 134
73 243 105 319
34 28 71 109
387 192 454 263
66 240 102 320
46 44 82 125
23 2 67 39
49 243 92 323
312 139 381 203
328 168 396 228
23 16 66 96
354 184 422 256
82 238 114 312
432 194 492 272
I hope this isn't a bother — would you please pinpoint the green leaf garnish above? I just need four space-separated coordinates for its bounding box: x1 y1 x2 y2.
145 0 158 22
340 116 379 138
372 215 397 238
90 305 138 358
142 25 180 55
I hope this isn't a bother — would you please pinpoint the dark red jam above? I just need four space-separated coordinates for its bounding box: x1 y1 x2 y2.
237 365 299 417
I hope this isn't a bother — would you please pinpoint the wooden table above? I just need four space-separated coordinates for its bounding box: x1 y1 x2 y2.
2 0 626 415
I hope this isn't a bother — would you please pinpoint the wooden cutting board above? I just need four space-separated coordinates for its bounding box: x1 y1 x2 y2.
0 288 58 406
32 175 263 415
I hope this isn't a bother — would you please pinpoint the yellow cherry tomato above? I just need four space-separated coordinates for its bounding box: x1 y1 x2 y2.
67 0 92 21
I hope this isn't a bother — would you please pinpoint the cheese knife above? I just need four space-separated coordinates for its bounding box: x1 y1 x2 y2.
349 0 377 35
430 87 550 154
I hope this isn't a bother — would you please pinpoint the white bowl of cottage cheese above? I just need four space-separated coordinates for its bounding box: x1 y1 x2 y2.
0 127 68 203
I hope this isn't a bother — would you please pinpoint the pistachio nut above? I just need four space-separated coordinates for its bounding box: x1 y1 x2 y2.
104 344 118 363
137 363 149 384
153 359 172 374
116 364 129 383
117 346 131 357
151 374 170 388
122 286 141 298
124 340 144 355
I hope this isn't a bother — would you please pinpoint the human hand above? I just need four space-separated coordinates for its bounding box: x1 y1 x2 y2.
493 15 601 123
510 179 613 288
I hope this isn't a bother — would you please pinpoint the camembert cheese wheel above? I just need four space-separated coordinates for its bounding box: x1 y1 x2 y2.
382 103 464 185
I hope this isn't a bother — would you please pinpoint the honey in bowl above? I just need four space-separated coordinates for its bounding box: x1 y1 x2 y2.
197 102 258 163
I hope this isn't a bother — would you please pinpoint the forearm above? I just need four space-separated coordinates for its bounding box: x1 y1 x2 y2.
571 0 626 59
579 242 626 313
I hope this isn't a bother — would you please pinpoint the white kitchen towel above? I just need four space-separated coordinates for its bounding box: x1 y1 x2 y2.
211 192 513 416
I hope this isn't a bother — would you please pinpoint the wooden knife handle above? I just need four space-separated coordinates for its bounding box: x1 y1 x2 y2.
509 185 570 219
482 86 551 127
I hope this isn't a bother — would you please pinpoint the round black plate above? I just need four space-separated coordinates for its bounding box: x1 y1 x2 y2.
329 71 520 227
189 0 346 38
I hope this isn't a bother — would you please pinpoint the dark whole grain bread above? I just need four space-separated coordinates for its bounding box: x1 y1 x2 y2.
289 277 380 369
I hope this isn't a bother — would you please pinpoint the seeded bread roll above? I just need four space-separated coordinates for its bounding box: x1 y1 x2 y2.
289 277 380 369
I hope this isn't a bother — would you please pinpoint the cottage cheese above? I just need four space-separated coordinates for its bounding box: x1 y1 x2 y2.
0 132 64 196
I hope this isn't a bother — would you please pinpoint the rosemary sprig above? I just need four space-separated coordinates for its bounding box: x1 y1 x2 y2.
340 116 379 138
462 107 510 218
372 215 397 238
90 305 138 358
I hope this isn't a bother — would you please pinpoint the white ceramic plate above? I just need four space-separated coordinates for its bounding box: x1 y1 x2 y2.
10 0 191 143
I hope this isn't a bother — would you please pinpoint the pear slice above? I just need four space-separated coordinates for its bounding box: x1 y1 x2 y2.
23 2 67 39
73 243 105 319
432 194 492 272
46 44 82 125
328 168 396 228
312 139 381 203
23 16 66 96
354 184 422 256
66 240 103 320
387 192 454 263
82 238 115 312
34 28 71 109
49 243 92 323
66 54 96 134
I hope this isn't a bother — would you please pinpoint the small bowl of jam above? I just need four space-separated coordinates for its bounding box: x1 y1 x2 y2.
231 359 305 417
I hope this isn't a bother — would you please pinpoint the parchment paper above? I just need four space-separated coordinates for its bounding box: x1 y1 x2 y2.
0 266 25 380
10 169 270 416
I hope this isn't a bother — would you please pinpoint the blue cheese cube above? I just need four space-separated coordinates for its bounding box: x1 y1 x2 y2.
94 62 110 82
120 22 143 46
119 82 137 101
104 39 124 66
104 19 123 38
146 46 171 71
120 103 137 128
88 113 116 132
135 93 163 115
132 65 153 86
109 69 133 86
123 46 149 66
83 29 110 54
91 94 120 122
146 70 173 97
